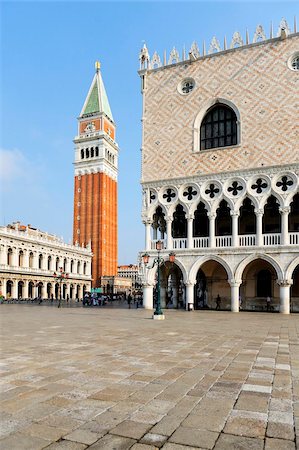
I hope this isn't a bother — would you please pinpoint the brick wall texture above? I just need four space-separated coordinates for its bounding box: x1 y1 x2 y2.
141 35 299 183
73 172 117 286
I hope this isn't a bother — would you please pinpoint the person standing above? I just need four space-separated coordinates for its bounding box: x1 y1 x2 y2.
266 296 271 312
216 294 221 310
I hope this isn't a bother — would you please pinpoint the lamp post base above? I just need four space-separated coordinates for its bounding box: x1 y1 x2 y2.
153 313 165 320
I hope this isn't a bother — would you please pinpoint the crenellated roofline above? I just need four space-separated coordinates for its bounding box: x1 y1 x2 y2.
138 17 298 74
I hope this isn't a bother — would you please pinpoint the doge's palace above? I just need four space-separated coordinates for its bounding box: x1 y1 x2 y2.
139 19 299 314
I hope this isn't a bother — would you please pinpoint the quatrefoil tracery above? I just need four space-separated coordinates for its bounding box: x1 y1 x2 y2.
251 178 268 194
163 188 176 203
183 186 198 200
276 176 294 192
205 184 220 199
227 181 243 196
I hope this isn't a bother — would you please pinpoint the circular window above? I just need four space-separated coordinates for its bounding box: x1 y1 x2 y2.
288 53 299 71
178 78 195 95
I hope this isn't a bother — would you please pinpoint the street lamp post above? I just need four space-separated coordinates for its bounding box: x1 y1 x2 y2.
142 240 175 320
54 266 68 308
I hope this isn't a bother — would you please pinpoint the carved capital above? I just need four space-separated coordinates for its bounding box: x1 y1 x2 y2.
229 279 242 288
279 207 291 215
230 211 239 218
207 212 216 220
254 208 264 216
277 279 293 287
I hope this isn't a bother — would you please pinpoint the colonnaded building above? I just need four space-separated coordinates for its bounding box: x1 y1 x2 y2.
139 19 299 314
0 222 92 299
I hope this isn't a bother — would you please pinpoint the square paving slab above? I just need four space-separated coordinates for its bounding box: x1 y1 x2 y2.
0 305 298 449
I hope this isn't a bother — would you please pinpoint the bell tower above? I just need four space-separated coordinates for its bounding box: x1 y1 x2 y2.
73 62 118 286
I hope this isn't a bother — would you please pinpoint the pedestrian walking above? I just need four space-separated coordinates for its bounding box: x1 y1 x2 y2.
128 294 132 309
266 296 271 312
216 294 221 310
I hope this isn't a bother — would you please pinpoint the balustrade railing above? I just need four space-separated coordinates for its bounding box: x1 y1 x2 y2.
173 238 187 249
149 231 297 251
193 237 209 248
239 234 256 246
263 233 281 246
151 239 166 250
289 232 299 245
215 236 232 247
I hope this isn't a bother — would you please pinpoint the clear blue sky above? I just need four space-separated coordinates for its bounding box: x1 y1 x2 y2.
1 1 297 263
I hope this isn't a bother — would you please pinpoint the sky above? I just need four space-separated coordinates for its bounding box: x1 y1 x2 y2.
1 0 298 264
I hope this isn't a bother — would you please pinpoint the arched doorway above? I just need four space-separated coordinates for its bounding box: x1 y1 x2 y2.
291 265 299 312
70 284 74 299
55 283 59 299
240 258 278 311
76 285 80 299
6 280 13 298
194 260 230 310
18 281 24 298
47 283 52 299
28 281 34 298
37 282 43 298
152 206 166 242
159 262 185 309
216 200 232 236
193 202 209 237
239 198 256 235
263 195 281 233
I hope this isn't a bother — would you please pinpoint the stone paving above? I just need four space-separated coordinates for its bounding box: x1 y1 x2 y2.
0 305 298 449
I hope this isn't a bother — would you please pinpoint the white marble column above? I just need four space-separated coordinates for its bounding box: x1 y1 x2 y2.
23 250 29 269
278 280 292 314
231 212 239 247
2 279 7 297
166 218 172 250
229 280 241 312
12 280 18 299
143 284 154 309
33 252 39 269
185 282 194 310
144 220 152 251
279 207 290 246
41 284 46 299
208 213 216 248
0 245 6 265
12 248 18 267
23 280 29 298
255 209 263 247
187 217 194 249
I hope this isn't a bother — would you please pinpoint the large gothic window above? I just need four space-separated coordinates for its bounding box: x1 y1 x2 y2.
200 104 237 150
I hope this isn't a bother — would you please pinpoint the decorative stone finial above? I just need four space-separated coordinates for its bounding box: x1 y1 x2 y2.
95 61 101 72
139 43 150 70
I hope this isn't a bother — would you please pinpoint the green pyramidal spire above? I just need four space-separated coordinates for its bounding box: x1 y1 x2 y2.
80 63 114 122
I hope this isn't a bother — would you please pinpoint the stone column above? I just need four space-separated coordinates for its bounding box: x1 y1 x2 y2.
231 212 239 247
172 286 178 308
41 283 46 299
185 282 194 310
187 217 194 249
23 280 29 298
208 213 216 248
143 284 154 309
33 252 39 269
278 280 292 314
23 251 29 269
166 218 172 250
279 207 290 246
2 279 7 297
144 220 152 251
12 248 18 267
255 209 263 247
160 282 167 308
229 280 241 312
0 245 6 265
12 280 18 299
